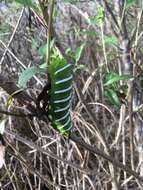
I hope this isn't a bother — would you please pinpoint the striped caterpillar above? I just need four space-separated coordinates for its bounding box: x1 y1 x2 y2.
37 57 73 136
48 58 73 135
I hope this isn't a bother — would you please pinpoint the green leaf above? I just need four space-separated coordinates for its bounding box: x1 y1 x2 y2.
126 0 136 8
38 39 55 57
6 89 23 108
18 63 49 88
96 7 105 25
79 30 98 36
6 96 14 108
53 46 63 59
105 89 121 109
39 63 48 69
89 7 105 26
38 45 47 57
18 66 41 88
104 72 133 86
75 43 85 63
15 0 34 7
104 36 119 47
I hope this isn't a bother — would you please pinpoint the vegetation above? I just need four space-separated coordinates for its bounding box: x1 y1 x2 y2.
0 0 143 189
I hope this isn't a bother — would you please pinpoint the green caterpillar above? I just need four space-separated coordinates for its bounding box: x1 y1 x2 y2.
47 58 73 135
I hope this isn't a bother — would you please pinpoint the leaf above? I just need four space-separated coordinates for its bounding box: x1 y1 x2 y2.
18 63 49 88
105 89 121 109
96 6 105 25
75 43 85 63
79 30 98 36
104 36 119 47
6 89 24 108
104 72 133 86
39 63 48 69
38 39 55 57
126 0 136 8
18 66 41 88
52 46 63 59
6 96 14 109
0 119 6 135
89 7 105 26
15 0 34 7
0 143 5 169
38 45 47 57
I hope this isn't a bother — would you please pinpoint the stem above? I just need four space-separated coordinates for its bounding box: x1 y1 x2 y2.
46 0 55 69
128 82 135 170
0 109 36 118
100 24 109 72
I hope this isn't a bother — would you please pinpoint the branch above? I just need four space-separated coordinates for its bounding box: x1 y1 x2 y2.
0 109 36 118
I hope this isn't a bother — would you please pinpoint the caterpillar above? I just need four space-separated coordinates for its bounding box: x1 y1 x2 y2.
47 58 73 135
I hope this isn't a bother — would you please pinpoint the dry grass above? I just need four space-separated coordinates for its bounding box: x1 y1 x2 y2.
0 1 143 189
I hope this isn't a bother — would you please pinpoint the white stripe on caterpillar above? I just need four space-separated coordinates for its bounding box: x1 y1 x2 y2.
58 116 71 129
55 64 72 75
64 122 72 131
54 103 71 113
54 86 72 94
55 111 70 122
54 94 72 103
55 75 72 84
